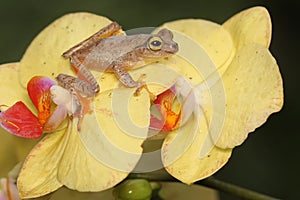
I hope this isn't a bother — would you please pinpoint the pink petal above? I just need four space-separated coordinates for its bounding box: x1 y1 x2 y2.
0 178 21 200
43 105 68 132
0 101 43 138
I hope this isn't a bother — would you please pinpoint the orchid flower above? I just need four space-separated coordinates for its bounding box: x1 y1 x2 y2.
0 14 151 198
148 6 283 184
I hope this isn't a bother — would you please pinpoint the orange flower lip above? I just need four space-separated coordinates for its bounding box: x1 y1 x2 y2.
150 85 181 132
27 76 56 126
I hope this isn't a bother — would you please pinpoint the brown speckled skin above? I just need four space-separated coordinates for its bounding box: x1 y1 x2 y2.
59 22 178 95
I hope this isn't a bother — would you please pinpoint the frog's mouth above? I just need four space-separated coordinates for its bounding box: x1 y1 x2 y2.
165 42 179 54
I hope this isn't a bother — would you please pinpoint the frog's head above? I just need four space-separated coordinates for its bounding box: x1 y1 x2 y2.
139 29 178 59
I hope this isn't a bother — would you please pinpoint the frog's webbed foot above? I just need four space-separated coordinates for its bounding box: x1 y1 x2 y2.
134 83 156 102
112 64 156 101
62 22 124 58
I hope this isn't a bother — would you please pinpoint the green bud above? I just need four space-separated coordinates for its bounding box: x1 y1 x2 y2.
113 179 152 200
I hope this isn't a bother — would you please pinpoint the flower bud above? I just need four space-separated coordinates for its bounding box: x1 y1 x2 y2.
113 179 152 200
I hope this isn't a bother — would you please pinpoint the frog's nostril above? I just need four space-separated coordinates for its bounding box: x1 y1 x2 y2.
171 42 179 52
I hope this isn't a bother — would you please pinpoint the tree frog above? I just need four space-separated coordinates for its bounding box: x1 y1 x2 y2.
56 22 178 127
57 22 178 96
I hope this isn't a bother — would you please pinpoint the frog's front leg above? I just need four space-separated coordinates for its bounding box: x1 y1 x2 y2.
112 63 156 100
112 63 143 89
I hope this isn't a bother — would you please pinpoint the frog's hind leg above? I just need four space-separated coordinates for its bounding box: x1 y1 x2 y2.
68 56 100 95
55 74 94 131
56 73 97 97
62 22 124 58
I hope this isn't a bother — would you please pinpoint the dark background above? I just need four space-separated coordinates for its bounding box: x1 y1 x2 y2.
0 0 298 199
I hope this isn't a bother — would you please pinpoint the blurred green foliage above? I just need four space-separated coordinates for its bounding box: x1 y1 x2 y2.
0 0 299 199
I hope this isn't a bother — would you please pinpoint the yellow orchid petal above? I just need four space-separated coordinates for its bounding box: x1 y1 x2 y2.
17 129 65 198
0 63 31 108
58 119 129 192
216 44 283 148
162 109 232 184
55 88 151 192
78 88 150 172
223 6 272 49
166 147 232 185
160 19 233 68
19 13 113 88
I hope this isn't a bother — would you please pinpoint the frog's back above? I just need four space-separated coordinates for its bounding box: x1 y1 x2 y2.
83 34 149 71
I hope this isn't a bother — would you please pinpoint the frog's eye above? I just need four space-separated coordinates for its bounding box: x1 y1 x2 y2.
148 37 163 51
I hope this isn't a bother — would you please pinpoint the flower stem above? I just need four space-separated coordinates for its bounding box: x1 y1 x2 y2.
128 171 279 200
197 176 280 200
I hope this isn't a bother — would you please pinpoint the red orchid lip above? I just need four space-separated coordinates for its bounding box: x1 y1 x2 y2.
27 76 56 126
0 101 43 139
150 85 181 132
0 76 56 139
